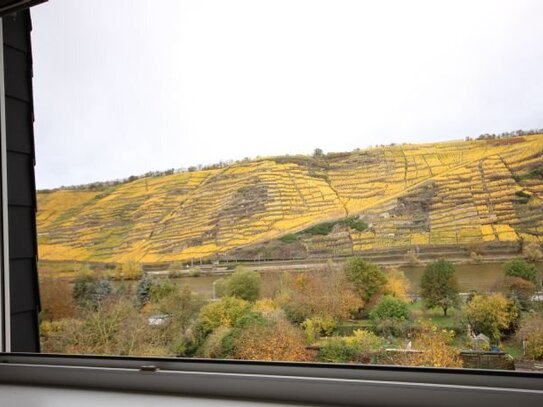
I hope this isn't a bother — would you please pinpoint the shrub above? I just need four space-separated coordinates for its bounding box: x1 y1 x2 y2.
525 166 543 179
198 296 252 335
392 320 462 368
40 277 75 321
370 296 411 337
515 190 532 203
41 299 165 356
73 273 112 310
154 284 204 341
197 326 232 358
404 249 422 266
370 295 410 322
503 258 538 284
279 234 298 244
419 259 459 317
469 251 483 264
318 330 383 363
303 221 335 236
135 275 154 307
116 261 143 280
318 337 360 363
188 267 202 277
517 315 543 360
503 276 536 310
252 298 277 316
302 316 337 343
346 329 383 352
231 315 311 362
342 216 368 232
213 277 227 299
523 242 543 262
149 278 176 302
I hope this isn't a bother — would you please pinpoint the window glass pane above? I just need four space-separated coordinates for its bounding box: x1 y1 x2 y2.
32 0 543 370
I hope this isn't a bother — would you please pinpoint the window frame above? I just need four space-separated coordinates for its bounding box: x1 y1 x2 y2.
0 16 10 353
0 2 542 406
0 353 542 406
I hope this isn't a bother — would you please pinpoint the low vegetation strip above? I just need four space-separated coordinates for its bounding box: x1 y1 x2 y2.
39 257 543 370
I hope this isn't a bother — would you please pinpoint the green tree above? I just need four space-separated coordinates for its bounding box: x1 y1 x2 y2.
313 148 324 158
344 257 387 308
223 266 261 302
503 258 538 284
419 259 459 317
136 274 154 307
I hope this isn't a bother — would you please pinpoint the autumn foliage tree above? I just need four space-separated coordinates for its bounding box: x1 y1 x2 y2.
517 314 543 360
419 259 459 317
465 293 520 344
385 269 410 301
232 315 312 362
276 268 362 324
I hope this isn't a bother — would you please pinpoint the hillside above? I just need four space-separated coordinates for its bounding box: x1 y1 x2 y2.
37 135 543 264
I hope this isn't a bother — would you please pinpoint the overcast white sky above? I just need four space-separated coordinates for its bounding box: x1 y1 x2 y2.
31 0 543 189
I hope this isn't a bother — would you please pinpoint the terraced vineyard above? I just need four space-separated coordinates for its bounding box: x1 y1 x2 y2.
37 135 543 264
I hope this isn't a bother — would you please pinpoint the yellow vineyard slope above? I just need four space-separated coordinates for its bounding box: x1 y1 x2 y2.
37 135 543 263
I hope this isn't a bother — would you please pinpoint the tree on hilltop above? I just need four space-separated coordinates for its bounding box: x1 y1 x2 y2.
313 148 324 158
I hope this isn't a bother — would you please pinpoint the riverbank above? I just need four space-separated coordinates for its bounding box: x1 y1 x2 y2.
39 258 543 300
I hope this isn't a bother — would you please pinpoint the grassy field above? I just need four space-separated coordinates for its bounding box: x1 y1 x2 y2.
37 134 543 264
